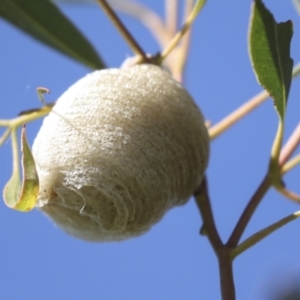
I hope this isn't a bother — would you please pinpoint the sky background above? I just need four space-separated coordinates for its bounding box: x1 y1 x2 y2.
1 1 300 299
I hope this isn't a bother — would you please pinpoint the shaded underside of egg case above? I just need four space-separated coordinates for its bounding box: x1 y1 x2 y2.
32 64 209 242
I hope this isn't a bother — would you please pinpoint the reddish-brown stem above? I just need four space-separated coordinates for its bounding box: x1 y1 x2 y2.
194 178 236 300
226 175 271 247
218 248 236 300
97 0 148 61
194 177 223 252
226 123 300 248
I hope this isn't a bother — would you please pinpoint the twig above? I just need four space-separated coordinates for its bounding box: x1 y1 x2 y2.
194 177 223 252
109 0 169 48
171 0 194 82
160 0 206 62
232 210 300 259
0 106 53 130
209 62 300 140
282 153 300 174
0 128 11 146
209 90 270 140
0 105 53 150
194 178 236 299
274 123 300 203
97 0 147 61
226 175 271 247
180 0 194 66
226 104 300 247
165 0 178 38
218 249 236 300
279 122 300 166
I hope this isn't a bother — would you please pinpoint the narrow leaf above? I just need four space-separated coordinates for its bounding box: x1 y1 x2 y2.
3 165 21 209
249 0 293 121
3 126 39 212
249 0 294 185
0 0 105 69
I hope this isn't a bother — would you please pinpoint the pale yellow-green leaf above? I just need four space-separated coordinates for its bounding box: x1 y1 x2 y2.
3 126 39 212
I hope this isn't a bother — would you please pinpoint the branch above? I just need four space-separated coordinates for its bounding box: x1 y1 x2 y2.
218 249 236 300
279 122 300 167
209 62 300 140
194 177 223 253
110 0 169 48
282 153 300 174
232 210 300 259
226 175 271 247
209 90 269 140
160 0 206 62
194 177 236 300
97 0 147 61
165 0 178 38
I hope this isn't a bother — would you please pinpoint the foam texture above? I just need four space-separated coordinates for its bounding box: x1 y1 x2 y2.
32 64 209 241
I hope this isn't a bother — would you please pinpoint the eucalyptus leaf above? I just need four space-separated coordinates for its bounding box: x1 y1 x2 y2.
3 164 21 209
0 0 105 69
249 0 294 189
249 0 293 121
3 126 39 212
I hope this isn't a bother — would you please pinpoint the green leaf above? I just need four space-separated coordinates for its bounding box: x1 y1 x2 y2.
249 0 293 121
0 0 105 69
249 0 294 192
3 126 39 212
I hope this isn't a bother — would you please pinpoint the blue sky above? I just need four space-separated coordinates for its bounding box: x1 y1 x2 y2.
0 1 300 299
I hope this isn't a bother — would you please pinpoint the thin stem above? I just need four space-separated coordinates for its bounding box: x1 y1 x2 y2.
160 0 206 63
271 122 300 203
165 0 194 82
218 249 236 300
279 122 300 166
226 119 300 239
225 121 300 217
181 0 194 53
0 105 53 151
165 0 178 38
194 177 223 253
209 62 300 140
282 153 300 174
173 0 194 79
232 210 300 259
271 122 284 163
97 0 147 61
0 128 11 146
268 123 284 191
2 105 53 130
276 187 300 203
110 0 169 48
209 90 269 139
195 178 237 299
226 175 271 247
0 120 11 126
